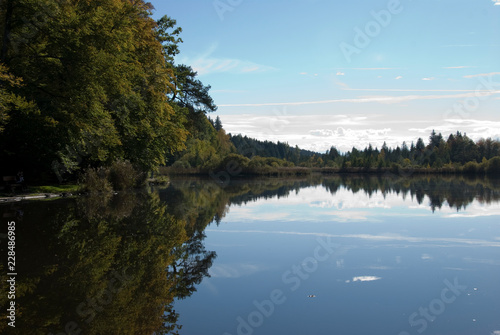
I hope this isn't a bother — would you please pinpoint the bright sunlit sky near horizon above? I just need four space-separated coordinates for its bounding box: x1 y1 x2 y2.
149 0 500 153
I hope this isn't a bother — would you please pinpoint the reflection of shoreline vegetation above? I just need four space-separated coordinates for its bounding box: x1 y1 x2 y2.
1 175 499 333
321 175 500 212
165 174 500 214
0 192 215 334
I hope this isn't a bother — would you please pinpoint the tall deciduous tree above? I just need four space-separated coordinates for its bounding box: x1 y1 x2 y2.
0 0 188 178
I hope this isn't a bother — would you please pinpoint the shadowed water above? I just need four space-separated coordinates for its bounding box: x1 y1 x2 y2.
1 175 499 334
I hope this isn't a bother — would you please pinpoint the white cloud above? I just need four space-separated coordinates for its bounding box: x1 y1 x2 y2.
241 65 261 73
219 90 500 107
335 81 350 90
422 77 435 81
444 201 500 219
324 211 371 222
309 129 335 137
336 71 345 76
191 58 275 75
179 44 275 76
395 76 403 80
222 206 292 222
409 119 500 142
463 72 500 79
220 113 397 152
220 113 500 153
356 91 500 105
352 276 382 282
299 72 320 77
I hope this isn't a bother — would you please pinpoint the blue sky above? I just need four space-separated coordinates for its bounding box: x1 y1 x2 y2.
149 0 500 152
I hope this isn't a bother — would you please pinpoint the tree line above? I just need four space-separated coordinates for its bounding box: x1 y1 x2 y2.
204 130 500 176
230 134 316 163
315 130 500 172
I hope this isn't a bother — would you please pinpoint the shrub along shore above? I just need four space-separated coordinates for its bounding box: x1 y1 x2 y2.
3 157 497 199
162 155 500 178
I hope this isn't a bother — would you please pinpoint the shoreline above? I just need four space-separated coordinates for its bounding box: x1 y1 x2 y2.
0 193 74 203
1 170 498 202
163 166 500 177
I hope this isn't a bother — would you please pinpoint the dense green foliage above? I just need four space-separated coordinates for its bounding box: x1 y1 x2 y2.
0 63 34 133
196 130 500 176
230 134 316 164
318 130 500 174
0 0 197 181
80 160 144 193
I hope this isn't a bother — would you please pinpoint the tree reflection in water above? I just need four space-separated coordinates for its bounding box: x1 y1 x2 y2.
0 192 215 335
0 175 499 334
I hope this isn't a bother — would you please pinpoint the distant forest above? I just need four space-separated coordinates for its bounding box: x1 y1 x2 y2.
169 122 500 176
229 134 317 162
229 130 500 169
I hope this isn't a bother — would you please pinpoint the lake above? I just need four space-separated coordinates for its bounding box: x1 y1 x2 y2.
1 175 500 335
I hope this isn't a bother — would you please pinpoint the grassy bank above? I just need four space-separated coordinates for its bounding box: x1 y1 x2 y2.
29 184 80 194
0 184 79 196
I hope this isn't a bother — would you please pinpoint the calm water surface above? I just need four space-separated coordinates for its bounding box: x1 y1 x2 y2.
1 175 499 334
